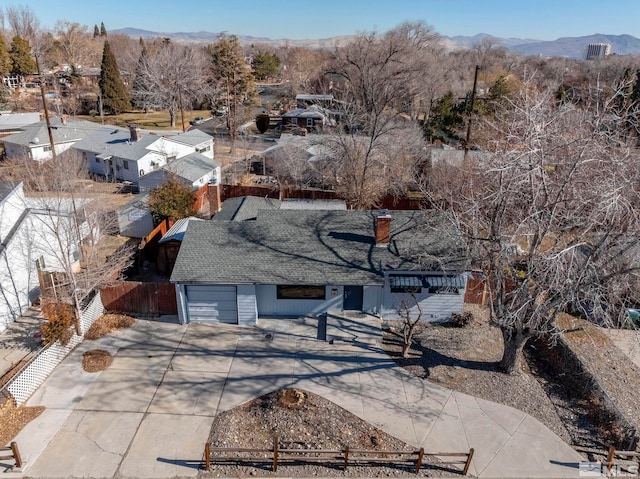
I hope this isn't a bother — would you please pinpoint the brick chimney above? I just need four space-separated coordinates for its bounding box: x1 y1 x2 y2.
209 184 221 213
375 211 391 245
129 126 142 142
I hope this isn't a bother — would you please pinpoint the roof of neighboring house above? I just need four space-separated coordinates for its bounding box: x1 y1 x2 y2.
171 209 467 285
165 153 220 183
0 113 41 132
1 117 103 147
280 198 346 210
282 108 325 119
73 126 160 161
213 196 281 222
295 94 334 102
168 129 214 147
159 217 204 244
121 192 150 210
0 181 20 203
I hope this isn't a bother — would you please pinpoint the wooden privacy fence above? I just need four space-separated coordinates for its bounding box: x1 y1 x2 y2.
100 281 177 315
203 437 474 475
0 442 23 470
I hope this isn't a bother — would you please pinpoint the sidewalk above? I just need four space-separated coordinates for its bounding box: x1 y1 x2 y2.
9 314 584 478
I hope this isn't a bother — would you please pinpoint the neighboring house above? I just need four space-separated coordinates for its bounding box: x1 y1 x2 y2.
116 193 154 239
137 153 221 192
156 217 204 275
0 181 86 332
1 116 103 162
0 112 41 137
282 105 333 132
170 209 468 325
73 126 216 185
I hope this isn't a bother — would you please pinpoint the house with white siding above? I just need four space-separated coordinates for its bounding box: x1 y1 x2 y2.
1 116 103 162
0 181 87 332
72 126 216 186
170 209 468 325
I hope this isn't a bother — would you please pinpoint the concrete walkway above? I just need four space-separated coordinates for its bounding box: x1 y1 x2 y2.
9 314 584 478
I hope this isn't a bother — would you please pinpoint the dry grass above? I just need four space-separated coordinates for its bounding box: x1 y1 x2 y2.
82 349 113 373
0 398 45 445
76 110 208 130
84 314 136 340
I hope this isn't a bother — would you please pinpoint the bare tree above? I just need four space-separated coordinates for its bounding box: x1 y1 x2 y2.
3 152 135 333
50 20 99 72
426 84 640 373
132 40 205 128
396 292 424 358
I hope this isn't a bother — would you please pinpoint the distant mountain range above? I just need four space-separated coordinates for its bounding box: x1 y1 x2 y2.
111 28 640 59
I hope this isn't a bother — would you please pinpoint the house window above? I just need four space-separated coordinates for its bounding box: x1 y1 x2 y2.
43 145 52 152
123 160 129 170
95 157 101 163
196 145 211 153
277 285 325 300
306 118 314 128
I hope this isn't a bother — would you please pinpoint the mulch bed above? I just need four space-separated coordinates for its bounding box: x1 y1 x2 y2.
82 349 113 373
84 314 135 340
0 396 45 445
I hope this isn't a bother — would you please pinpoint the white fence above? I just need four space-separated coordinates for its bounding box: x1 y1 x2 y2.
7 293 104 406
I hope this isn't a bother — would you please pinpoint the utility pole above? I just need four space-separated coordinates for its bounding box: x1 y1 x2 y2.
464 65 480 162
35 56 57 161
178 86 186 132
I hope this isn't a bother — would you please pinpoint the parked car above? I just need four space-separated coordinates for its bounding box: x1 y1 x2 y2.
189 116 204 125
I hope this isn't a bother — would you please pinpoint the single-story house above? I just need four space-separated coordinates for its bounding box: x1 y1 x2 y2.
73 126 215 185
0 112 41 137
1 116 103 162
282 105 333 132
170 209 468 324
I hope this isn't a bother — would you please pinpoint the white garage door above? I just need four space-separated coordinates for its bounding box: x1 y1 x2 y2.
186 285 238 323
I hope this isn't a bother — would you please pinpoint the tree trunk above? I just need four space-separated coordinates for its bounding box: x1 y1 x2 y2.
498 326 531 374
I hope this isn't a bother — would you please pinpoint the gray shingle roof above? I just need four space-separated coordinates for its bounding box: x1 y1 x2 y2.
171 210 467 285
1 117 103 147
213 196 281 222
168 129 213 147
0 181 20 203
73 126 159 161
166 153 219 182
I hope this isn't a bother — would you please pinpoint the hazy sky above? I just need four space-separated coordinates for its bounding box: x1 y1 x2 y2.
7 0 640 40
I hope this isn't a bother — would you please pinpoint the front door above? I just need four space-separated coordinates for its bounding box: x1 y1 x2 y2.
343 285 363 311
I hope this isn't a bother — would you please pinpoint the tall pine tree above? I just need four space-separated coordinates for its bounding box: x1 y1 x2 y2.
99 41 130 114
9 36 36 77
100 22 107 36
93 24 100 38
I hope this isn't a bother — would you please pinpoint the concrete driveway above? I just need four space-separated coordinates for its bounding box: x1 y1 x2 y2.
11 314 584 478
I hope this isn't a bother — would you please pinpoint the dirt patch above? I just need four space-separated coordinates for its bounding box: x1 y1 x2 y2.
205 389 460 477
84 314 136 340
382 304 573 446
0 396 45 445
82 349 113 373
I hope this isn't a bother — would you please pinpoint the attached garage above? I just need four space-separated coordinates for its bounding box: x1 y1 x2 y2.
185 285 238 323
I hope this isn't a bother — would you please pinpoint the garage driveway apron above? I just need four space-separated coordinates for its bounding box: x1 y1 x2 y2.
13 315 584 478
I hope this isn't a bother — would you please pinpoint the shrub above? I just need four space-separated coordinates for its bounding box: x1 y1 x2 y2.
450 311 473 328
41 303 76 345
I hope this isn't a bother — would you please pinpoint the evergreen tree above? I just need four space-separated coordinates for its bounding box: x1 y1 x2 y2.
99 41 130 114
9 36 36 76
208 35 257 153
0 33 11 76
252 52 280 80
423 92 464 143
93 24 100 38
100 22 107 36
148 179 196 221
